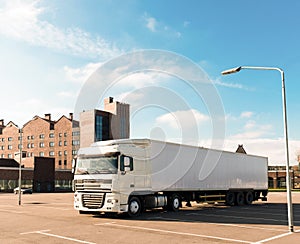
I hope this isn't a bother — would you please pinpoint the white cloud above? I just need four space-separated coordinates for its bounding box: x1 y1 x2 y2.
183 21 190 28
244 120 256 129
240 111 253 118
57 91 74 98
223 138 300 166
143 12 181 38
145 16 157 32
213 78 251 90
156 109 209 129
0 0 122 60
230 121 273 140
64 62 102 84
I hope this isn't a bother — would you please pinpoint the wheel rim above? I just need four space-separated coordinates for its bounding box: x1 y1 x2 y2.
129 200 139 214
173 198 180 209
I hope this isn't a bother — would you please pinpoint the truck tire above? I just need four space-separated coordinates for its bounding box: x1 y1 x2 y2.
244 191 254 205
235 192 244 206
168 194 181 212
128 197 142 217
225 191 235 206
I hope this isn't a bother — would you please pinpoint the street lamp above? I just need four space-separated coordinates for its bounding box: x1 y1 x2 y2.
18 128 23 205
221 66 294 232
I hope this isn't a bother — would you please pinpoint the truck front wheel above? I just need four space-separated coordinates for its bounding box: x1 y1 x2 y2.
128 197 142 217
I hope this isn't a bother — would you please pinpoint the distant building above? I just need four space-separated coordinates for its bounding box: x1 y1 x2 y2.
236 144 247 154
0 157 73 192
0 97 130 169
79 97 130 148
0 113 77 169
268 165 300 189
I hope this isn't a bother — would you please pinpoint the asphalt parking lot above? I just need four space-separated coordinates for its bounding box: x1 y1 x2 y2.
0 192 299 243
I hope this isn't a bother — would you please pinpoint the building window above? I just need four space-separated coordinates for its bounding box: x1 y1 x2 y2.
64 141 67 146
58 151 62 156
72 131 80 136
58 160 62 165
49 142 55 147
39 134 45 139
72 140 80 146
72 150 77 155
1 138 4 142
39 142 44 148
59 141 62 146
64 150 67 156
39 152 44 157
31 143 34 148
95 114 109 141
18 144 22 149
64 132 67 137
59 133 62 137
1 146 4 150
8 145 12 150
95 115 103 141
8 154 12 158
8 137 13 141
64 160 67 165
27 136 30 140
49 133 54 138
1 154 4 158
31 135 34 140
27 143 31 149
49 151 55 156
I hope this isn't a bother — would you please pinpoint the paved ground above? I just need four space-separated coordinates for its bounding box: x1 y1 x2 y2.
0 192 299 243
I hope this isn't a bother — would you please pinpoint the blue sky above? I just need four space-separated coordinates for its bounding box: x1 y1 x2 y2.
1 0 300 165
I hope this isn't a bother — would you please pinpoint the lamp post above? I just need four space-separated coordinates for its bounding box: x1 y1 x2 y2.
221 66 294 232
18 128 22 205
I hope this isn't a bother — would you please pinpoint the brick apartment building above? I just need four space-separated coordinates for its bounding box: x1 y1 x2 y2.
0 114 76 169
0 97 129 170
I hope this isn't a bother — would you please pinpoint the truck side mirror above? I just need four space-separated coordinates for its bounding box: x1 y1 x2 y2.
120 155 133 172
72 158 76 174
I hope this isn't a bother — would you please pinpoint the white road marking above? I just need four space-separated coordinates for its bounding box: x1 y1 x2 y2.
95 222 252 243
252 232 292 243
20 229 96 244
216 223 286 232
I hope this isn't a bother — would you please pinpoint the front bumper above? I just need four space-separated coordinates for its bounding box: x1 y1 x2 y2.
74 192 128 213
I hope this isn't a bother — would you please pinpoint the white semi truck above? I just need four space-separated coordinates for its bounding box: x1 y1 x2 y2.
73 139 268 216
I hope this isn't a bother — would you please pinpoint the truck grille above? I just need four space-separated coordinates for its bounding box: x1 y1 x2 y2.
82 193 105 209
75 179 112 192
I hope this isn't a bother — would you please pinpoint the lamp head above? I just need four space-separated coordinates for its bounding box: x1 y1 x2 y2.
221 66 242 75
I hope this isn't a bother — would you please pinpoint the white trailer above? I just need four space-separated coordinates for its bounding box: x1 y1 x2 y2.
73 139 268 216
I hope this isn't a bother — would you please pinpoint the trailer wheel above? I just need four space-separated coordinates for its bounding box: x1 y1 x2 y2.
225 192 235 206
128 197 142 217
235 192 244 206
168 194 181 212
244 191 254 205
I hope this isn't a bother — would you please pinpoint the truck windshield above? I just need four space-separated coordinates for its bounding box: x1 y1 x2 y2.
75 156 118 175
